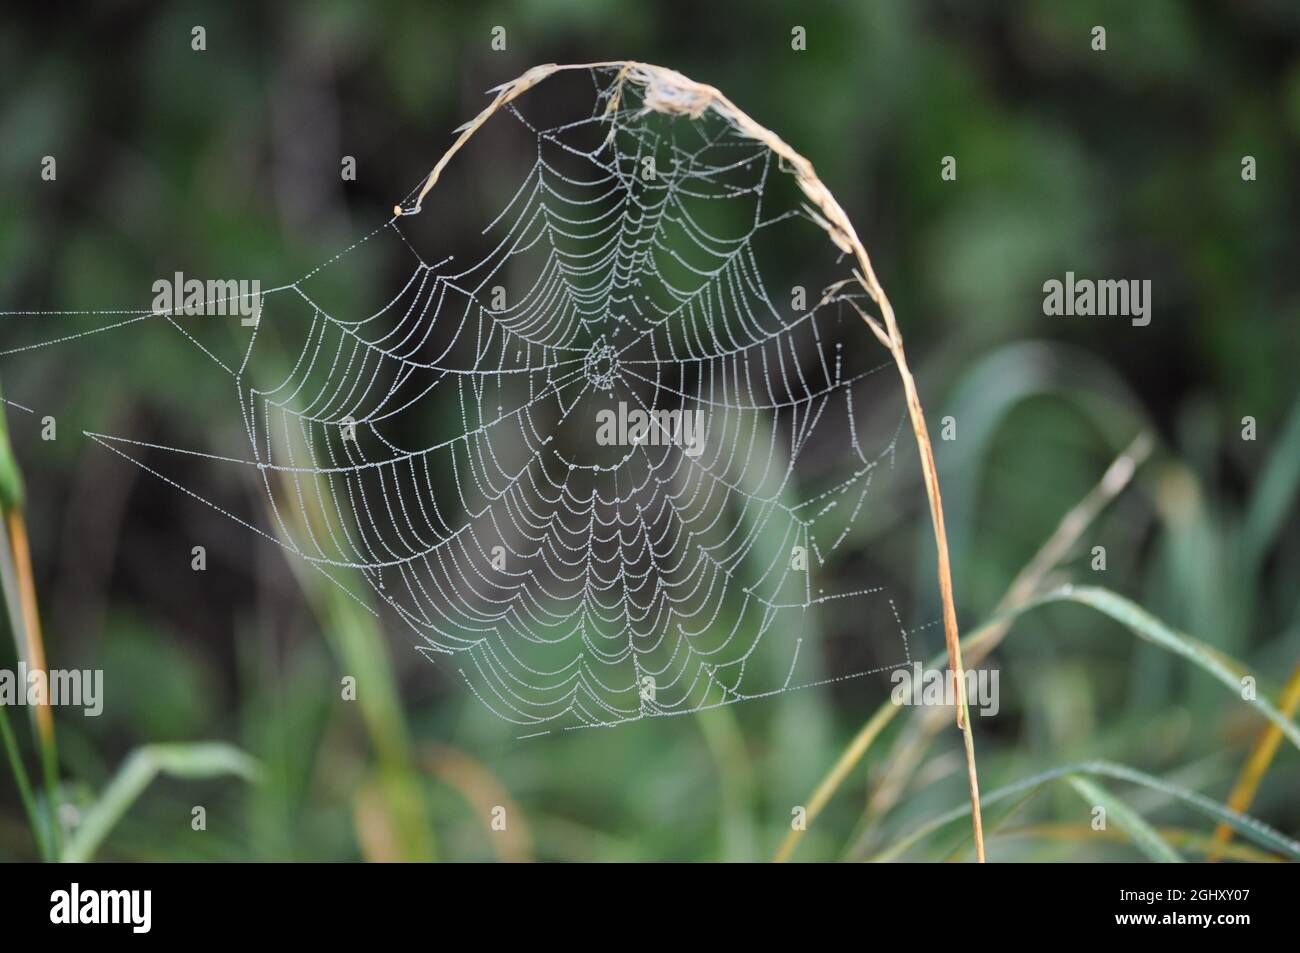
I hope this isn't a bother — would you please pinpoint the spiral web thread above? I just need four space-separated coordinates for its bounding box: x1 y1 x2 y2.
2 65 926 734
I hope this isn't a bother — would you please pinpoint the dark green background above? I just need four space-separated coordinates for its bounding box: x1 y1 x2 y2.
0 0 1297 861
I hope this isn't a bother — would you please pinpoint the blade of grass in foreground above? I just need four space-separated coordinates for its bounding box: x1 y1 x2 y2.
861 434 1152 842
776 584 1300 861
291 558 437 862
1208 657 1300 861
870 761 1300 863
1002 823 1282 862
0 702 48 858
1043 586 1300 752
775 438 1150 863
0 382 62 857
0 515 50 858
270 443 438 862
1065 776 1183 862
62 742 259 863
1241 391 1300 574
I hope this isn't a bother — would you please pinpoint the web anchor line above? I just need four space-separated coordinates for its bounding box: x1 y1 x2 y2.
1 64 933 740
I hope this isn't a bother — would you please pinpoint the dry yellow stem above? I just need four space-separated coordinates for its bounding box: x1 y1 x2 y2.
1207 659 1300 861
400 61 984 861
6 508 53 746
422 743 533 863
863 433 1153 828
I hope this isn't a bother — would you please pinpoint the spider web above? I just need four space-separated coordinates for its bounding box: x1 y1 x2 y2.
1 66 930 733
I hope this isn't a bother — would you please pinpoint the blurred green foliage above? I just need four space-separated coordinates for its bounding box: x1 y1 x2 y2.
0 0 1297 861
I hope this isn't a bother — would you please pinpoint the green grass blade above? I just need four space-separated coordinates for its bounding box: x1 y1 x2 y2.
872 761 1300 862
268 416 437 862
0 380 26 513
289 559 437 861
1065 775 1183 862
0 702 49 859
789 581 1296 861
61 742 259 863
1242 391 1300 572
1033 586 1300 752
933 342 1145 606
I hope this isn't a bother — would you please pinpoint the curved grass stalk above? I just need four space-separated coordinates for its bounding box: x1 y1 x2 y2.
62 742 259 863
1065 776 1182 862
1208 658 1300 861
775 582 1299 861
0 381 61 857
869 760 1300 863
401 60 985 860
858 433 1151 841
1049 587 1300 751
5 509 60 839
999 823 1284 863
